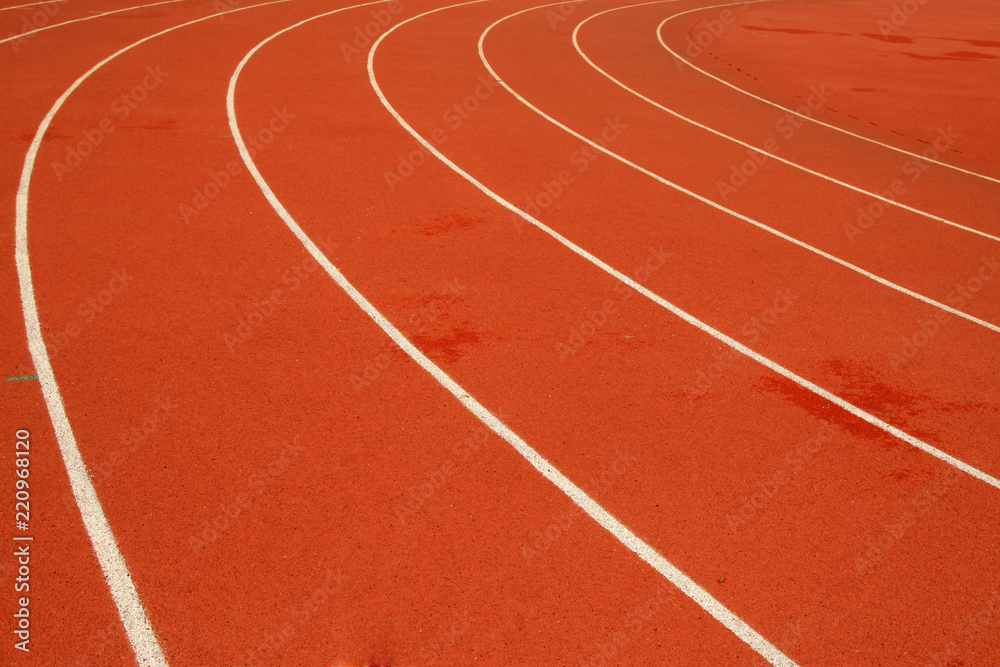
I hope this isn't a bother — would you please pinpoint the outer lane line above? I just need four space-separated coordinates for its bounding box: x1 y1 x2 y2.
657 1 1000 186
0 0 68 11
14 0 303 664
479 2 1000 335
229 3 798 665
0 0 193 46
367 0 1000 491
572 0 1000 244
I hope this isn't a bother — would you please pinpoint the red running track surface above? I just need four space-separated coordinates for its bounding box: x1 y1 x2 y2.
1 0 998 665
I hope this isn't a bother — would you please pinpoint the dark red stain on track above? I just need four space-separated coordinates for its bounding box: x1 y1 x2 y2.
742 25 850 36
411 328 482 364
860 32 914 43
903 50 1000 61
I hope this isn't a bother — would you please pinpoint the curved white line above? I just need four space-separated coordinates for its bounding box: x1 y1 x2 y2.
0 0 191 46
0 0 68 12
230 3 797 665
657 1 1000 185
14 0 296 664
480 2 1000 335
364 0 1000 492
572 1 1000 244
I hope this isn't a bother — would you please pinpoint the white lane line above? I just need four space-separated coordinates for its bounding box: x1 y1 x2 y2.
0 0 192 46
368 0 1000 492
230 4 798 665
657 1 1000 186
0 0 68 12
14 0 298 664
480 2 1000 335
573 1 1000 244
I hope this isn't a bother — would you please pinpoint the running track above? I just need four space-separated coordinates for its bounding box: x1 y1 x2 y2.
2 0 998 664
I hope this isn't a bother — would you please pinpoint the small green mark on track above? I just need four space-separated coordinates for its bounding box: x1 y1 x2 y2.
6 375 38 382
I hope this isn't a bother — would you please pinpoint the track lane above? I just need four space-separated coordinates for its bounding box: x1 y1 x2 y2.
572 0 1000 245
481 1 1000 336
388 0 1000 480
1 1 298 664
237 1 1000 663
0 0 195 48
12 0 376 660
17 0 782 663
0 0 66 15
234 7 799 663
659 0 1000 166
658 0 1000 185
7 0 1000 664
640 0 1000 231
0 0 69 10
